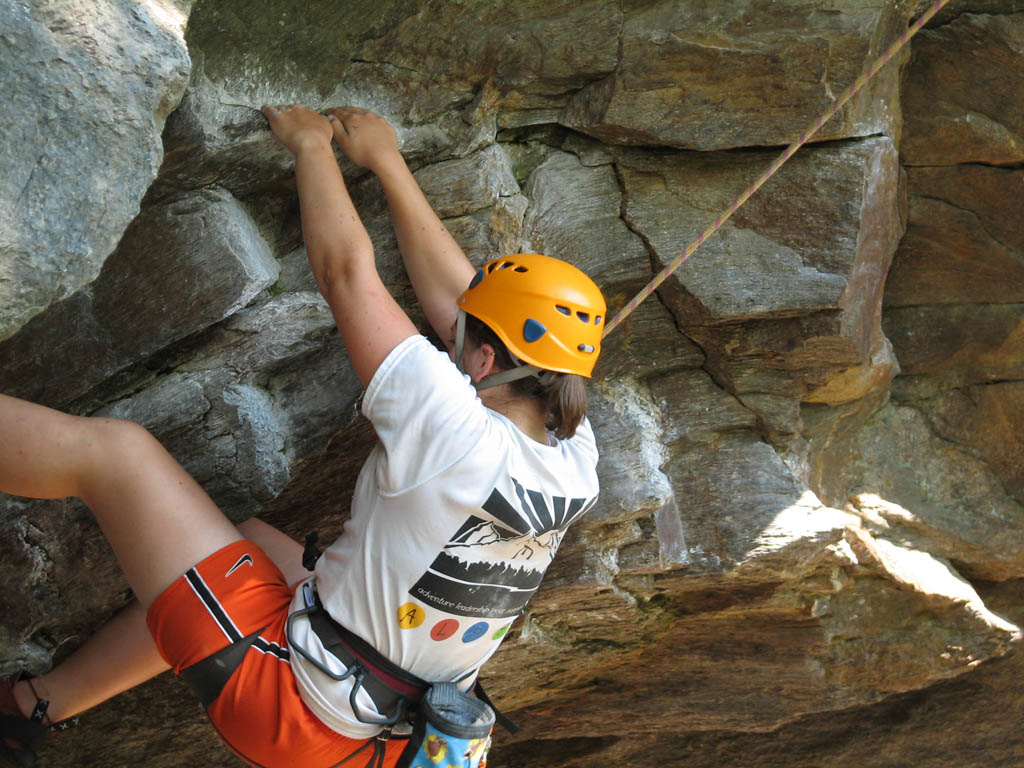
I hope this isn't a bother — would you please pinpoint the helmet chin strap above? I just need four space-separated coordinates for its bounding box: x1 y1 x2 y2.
455 309 558 391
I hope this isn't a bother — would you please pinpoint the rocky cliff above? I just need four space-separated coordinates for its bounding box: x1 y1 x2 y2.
1 1 1023 766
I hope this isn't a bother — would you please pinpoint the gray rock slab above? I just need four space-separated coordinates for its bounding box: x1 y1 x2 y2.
414 145 522 219
665 430 808 572
352 0 620 122
0 189 279 407
94 292 361 518
152 51 310 201
522 151 650 296
0 0 192 341
587 379 676 527
617 137 901 331
413 145 529 262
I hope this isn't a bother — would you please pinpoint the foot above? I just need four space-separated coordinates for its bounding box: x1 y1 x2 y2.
0 674 46 768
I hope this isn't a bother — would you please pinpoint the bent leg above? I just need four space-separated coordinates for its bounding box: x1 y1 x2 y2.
0 393 242 608
10 520 307 724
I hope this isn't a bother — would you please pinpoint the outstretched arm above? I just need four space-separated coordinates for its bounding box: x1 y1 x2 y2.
325 107 476 350
263 105 417 386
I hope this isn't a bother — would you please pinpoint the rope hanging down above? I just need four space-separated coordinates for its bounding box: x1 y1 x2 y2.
601 0 951 337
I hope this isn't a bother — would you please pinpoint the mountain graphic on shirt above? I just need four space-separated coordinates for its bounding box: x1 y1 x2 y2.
408 479 596 619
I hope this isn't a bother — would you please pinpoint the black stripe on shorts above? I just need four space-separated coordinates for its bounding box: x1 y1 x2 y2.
185 567 244 643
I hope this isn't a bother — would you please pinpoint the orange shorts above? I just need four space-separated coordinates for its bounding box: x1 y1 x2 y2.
146 540 406 768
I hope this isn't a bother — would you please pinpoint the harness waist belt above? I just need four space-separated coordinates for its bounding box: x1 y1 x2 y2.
307 595 429 716
302 589 518 734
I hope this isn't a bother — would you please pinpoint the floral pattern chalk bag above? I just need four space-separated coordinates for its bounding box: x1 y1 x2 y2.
396 682 495 768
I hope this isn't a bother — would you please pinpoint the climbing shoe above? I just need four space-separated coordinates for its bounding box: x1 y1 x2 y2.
0 673 45 768
0 673 78 768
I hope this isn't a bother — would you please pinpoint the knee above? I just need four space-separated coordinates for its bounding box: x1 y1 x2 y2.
80 417 164 469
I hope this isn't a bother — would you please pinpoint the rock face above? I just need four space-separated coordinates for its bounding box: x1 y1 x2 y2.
1 2 1022 767
0 0 193 342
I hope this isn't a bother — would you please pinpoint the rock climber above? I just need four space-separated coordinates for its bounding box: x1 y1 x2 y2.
0 104 604 768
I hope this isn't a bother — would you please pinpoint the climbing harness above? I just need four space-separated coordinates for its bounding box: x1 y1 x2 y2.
601 0 952 337
287 574 515 768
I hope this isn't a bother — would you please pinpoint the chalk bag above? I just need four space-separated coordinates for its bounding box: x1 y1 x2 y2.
395 682 495 768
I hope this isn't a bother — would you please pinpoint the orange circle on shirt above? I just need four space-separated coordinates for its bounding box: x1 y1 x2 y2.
397 602 426 629
430 619 459 641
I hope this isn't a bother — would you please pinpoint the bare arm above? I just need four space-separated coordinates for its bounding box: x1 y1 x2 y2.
263 105 417 386
326 107 476 349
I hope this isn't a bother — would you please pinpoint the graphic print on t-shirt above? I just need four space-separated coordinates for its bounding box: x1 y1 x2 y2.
409 476 596 620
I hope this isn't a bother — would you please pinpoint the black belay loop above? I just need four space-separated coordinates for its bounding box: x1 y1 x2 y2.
303 531 323 572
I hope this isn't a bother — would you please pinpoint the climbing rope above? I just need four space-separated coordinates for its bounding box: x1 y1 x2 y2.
602 0 951 337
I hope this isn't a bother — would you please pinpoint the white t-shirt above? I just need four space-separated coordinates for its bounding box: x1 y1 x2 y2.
288 334 600 739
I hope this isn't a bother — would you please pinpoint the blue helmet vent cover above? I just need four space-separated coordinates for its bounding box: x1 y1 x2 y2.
468 269 485 289
523 318 547 343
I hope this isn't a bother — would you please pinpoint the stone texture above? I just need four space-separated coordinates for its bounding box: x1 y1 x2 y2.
0 189 280 408
617 138 902 332
884 165 1024 307
482 496 1020 748
912 382 1024 503
841 404 1024 581
1 2 1024 767
562 0 911 150
883 303 1024 384
0 0 192 341
902 12 1024 166
414 145 530 264
94 292 362 518
521 149 650 297
354 0 622 125
605 577 1024 768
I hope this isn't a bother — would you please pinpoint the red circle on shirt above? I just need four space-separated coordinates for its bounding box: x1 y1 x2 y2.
430 619 459 641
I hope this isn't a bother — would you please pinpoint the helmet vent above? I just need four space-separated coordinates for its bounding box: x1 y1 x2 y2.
555 305 571 316
595 315 602 325
514 266 528 273
576 311 590 323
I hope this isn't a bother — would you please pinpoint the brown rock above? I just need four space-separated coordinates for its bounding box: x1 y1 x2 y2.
562 0 911 150
916 382 1024 502
3 1 1024 766
885 165 1024 307
883 303 1024 383
902 12 1024 166
842 404 1024 580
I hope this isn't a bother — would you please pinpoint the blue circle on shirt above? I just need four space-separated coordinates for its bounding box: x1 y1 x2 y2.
462 622 489 643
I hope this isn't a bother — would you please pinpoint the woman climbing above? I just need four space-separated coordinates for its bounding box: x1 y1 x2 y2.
0 104 605 768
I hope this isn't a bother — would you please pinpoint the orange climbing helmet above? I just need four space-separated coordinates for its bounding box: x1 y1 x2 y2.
457 253 606 379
